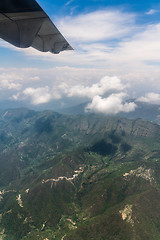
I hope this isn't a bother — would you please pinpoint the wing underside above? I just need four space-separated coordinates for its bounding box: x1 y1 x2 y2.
0 0 73 54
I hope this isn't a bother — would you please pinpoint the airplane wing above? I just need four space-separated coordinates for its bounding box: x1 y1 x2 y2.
0 0 73 54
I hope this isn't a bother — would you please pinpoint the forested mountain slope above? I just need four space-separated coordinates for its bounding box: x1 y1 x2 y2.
0 108 160 239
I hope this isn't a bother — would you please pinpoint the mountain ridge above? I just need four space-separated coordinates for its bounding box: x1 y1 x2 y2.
58 101 160 124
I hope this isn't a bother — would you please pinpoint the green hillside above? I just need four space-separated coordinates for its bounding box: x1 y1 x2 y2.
0 108 160 239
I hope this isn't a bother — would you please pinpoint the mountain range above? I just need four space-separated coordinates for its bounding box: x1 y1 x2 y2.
1 100 160 124
0 108 160 239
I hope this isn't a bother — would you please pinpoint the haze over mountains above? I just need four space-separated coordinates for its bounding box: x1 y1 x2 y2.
1 100 160 124
58 101 160 124
0 107 160 239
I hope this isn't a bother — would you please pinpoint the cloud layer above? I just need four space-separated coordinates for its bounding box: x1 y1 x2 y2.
60 76 126 98
57 10 135 43
15 74 136 115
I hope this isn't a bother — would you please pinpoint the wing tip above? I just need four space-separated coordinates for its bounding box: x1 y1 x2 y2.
67 45 74 51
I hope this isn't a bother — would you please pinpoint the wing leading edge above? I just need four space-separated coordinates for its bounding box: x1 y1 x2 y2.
0 0 73 54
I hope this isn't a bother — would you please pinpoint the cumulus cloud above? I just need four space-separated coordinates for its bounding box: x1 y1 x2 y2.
0 72 22 90
60 76 126 98
85 93 137 114
0 79 21 90
23 87 52 105
0 67 111 105
12 93 20 101
137 92 160 105
23 86 61 105
1 65 160 111
0 67 138 112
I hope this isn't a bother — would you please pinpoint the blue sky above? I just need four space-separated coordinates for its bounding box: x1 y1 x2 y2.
1 0 160 113
40 0 160 14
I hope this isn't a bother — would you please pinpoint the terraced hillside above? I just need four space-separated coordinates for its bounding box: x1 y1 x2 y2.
0 108 160 239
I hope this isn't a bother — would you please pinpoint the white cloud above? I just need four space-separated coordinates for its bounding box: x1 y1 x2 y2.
146 9 157 15
0 69 23 99
85 93 137 114
0 67 110 100
70 6 79 15
110 24 160 63
30 76 40 81
137 92 160 105
1 66 160 110
65 0 74 6
0 79 21 90
61 76 126 98
23 86 59 105
12 93 20 101
57 10 135 43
